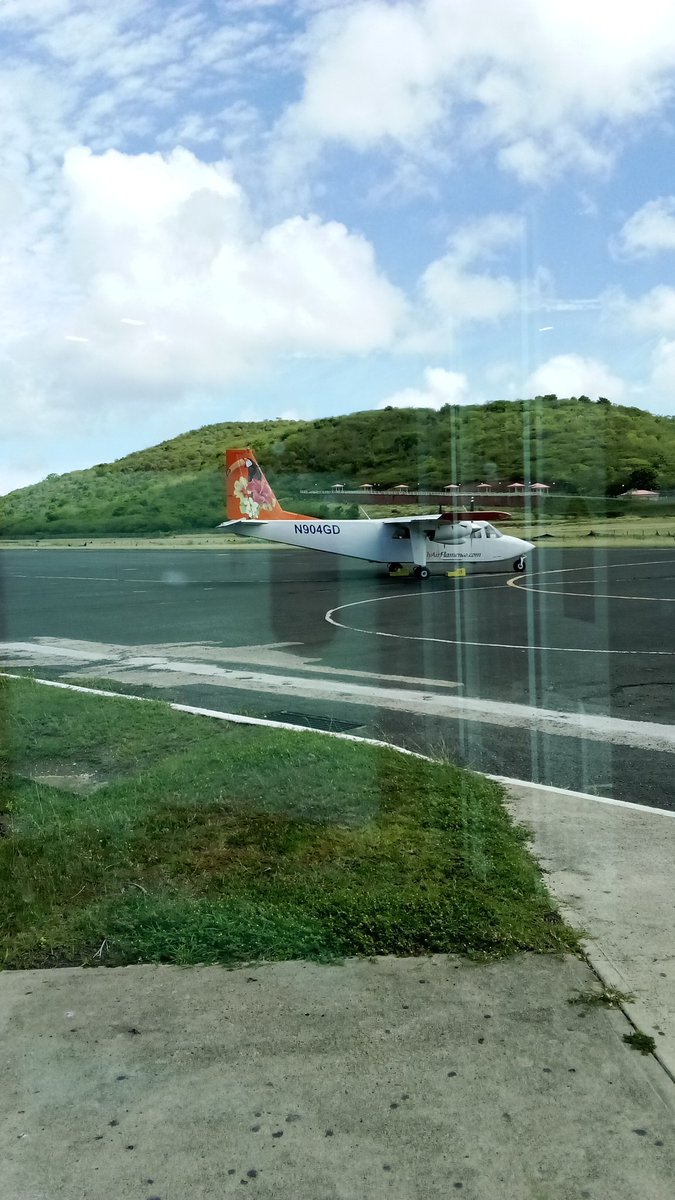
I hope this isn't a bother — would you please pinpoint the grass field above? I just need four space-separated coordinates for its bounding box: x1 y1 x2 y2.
0 677 577 970
511 515 675 548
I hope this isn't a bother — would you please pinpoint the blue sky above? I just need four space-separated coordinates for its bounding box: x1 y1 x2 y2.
2 0 675 493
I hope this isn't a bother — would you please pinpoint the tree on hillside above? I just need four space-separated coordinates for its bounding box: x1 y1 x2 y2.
5 398 675 536
627 465 659 490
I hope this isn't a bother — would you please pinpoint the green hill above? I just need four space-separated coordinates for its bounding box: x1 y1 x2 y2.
3 398 674 537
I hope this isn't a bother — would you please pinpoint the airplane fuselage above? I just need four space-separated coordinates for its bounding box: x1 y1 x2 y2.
230 518 532 568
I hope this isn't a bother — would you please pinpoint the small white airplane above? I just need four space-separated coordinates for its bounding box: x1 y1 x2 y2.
218 448 534 579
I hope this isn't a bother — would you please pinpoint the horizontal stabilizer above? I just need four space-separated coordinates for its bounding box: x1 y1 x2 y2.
217 519 267 529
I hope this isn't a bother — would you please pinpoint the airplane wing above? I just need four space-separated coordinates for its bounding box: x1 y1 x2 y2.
454 510 511 522
382 514 445 527
383 510 511 525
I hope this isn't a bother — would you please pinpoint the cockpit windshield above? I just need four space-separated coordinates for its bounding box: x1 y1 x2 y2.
484 523 502 538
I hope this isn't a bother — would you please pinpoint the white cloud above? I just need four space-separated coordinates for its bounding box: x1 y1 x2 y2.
649 338 675 406
280 0 675 182
526 354 626 401
497 139 550 184
0 146 406 434
610 285 675 335
421 260 517 321
406 214 521 351
289 3 444 149
378 366 470 409
613 197 675 258
445 213 524 266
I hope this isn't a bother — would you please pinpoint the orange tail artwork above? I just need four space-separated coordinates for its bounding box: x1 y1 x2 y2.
225 448 308 521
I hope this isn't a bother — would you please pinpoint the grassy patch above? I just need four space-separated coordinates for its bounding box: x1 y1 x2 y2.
569 986 635 1009
0 676 579 969
623 1030 657 1056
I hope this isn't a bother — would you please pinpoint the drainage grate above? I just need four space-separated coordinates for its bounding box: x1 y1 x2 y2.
266 710 362 733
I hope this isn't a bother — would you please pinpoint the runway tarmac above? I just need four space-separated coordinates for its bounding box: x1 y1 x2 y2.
2 546 674 808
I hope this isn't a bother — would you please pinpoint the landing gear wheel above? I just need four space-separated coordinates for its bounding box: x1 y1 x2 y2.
513 556 526 573
388 562 402 572
413 565 430 580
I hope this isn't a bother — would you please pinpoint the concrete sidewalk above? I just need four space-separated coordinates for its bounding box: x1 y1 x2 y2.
4 778 675 1199
503 783 675 1081
3 953 675 1200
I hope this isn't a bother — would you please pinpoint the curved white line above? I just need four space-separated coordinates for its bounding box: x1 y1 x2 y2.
509 554 675 603
523 556 674 578
325 558 675 656
508 579 675 602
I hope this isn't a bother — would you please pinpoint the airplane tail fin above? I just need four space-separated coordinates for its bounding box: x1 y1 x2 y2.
225 448 308 521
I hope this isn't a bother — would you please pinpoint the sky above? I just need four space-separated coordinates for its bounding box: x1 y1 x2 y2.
2 0 675 493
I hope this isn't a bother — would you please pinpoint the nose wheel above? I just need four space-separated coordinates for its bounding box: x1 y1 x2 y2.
513 556 526 572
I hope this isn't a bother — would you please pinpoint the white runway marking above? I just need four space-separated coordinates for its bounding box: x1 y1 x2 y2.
7 573 120 582
509 556 672 604
518 557 673 576
7 572 189 585
1 639 673 751
0 637 462 691
509 580 675 602
325 558 675 656
326 594 674 655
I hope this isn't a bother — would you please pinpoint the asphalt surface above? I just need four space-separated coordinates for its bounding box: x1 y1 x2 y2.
1 545 674 808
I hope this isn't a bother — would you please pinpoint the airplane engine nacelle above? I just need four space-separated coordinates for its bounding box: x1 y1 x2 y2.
433 522 471 543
